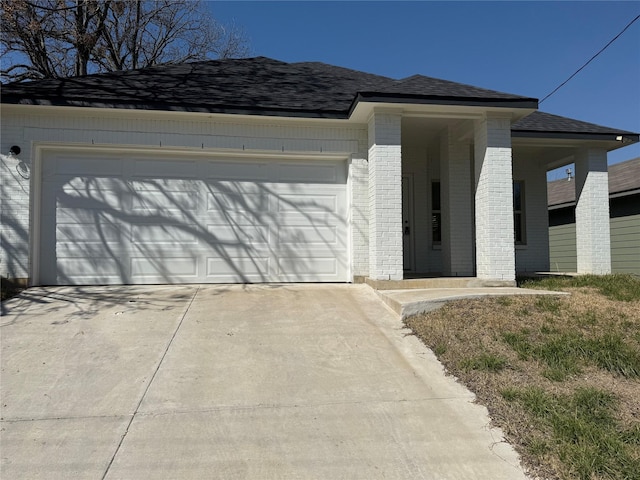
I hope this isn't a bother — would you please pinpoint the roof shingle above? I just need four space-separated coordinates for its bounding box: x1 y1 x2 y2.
1 57 636 142
513 111 637 136
1 56 536 117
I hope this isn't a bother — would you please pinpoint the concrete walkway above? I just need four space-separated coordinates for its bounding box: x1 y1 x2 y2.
1 284 530 479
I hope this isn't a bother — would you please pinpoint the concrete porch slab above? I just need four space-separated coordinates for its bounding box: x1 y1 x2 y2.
365 277 517 290
376 287 569 319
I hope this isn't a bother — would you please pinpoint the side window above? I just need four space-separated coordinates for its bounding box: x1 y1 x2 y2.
432 181 441 245
513 180 526 245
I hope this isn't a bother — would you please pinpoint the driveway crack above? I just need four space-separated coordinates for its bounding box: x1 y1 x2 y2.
100 285 200 480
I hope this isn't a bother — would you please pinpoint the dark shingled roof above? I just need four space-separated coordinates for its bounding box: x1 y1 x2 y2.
0 56 537 118
548 157 640 207
513 111 638 138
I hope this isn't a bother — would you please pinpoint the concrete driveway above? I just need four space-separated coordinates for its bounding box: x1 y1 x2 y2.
1 284 528 479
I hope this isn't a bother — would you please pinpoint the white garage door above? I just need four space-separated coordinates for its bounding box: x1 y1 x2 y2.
39 151 349 285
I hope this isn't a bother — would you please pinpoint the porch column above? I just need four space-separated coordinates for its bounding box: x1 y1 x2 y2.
441 129 474 276
368 110 403 280
473 113 516 283
575 149 611 274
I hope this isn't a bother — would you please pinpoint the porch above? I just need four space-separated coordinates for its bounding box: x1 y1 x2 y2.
363 109 618 284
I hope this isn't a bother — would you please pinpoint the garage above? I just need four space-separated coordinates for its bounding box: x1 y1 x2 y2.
38 150 349 285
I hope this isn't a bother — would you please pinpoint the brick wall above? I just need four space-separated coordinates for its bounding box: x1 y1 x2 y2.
575 148 611 274
368 112 403 280
474 114 516 282
441 129 474 276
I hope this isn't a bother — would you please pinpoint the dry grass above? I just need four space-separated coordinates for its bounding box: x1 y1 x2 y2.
405 275 640 480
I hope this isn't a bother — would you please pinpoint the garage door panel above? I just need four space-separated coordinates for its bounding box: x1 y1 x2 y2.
41 152 349 285
57 257 124 278
204 161 270 181
277 163 341 183
206 257 270 279
57 223 123 243
57 243 127 260
56 208 121 225
277 194 338 213
206 225 270 246
131 159 198 178
131 224 198 245
56 188 126 211
205 209 271 227
278 257 338 276
277 225 340 246
131 190 198 213
130 257 198 277
207 191 268 214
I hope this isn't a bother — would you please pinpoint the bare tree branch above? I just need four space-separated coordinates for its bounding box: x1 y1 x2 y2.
1 0 251 82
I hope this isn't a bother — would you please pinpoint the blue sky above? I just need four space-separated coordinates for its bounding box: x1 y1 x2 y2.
210 1 640 173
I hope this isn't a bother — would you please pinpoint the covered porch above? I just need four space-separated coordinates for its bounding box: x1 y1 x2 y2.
363 108 632 284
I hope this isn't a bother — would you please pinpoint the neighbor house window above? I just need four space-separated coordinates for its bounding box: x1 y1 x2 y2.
432 181 441 245
513 180 526 245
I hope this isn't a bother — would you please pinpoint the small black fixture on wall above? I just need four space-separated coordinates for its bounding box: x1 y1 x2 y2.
7 145 30 179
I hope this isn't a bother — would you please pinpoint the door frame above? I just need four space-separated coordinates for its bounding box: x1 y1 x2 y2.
402 173 415 272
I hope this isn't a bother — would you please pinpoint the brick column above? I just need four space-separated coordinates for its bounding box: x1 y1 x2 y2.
473 113 516 283
575 149 611 274
368 111 403 280
441 129 474 276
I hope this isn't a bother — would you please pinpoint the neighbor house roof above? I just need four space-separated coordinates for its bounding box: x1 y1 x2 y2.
1 56 537 117
548 157 640 208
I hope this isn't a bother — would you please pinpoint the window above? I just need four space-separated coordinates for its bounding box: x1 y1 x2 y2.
513 180 526 245
432 181 441 245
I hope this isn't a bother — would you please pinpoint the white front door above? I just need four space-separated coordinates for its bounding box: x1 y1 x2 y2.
402 174 414 272
39 150 349 285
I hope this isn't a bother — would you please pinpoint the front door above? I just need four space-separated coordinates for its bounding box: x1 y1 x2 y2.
402 174 414 272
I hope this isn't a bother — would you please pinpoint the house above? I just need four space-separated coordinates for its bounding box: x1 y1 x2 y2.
548 157 640 274
1 57 638 286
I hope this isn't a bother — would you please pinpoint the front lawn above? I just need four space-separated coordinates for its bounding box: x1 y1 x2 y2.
405 274 640 480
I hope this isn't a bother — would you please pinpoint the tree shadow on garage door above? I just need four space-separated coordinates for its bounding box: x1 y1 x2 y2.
44 160 349 285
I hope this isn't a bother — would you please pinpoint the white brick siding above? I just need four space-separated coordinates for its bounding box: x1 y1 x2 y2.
1 124 31 280
0 107 367 282
368 112 403 280
474 114 516 282
349 154 369 277
441 130 474 276
575 148 611 274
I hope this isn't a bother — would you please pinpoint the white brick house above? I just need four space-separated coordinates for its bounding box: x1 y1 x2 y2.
1 57 637 286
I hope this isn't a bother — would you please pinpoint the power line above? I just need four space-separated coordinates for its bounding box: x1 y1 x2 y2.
540 14 640 104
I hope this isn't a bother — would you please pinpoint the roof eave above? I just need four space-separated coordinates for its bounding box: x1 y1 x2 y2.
512 130 639 148
349 92 538 116
1 97 350 119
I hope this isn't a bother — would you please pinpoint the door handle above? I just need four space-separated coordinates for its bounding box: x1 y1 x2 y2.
404 226 410 235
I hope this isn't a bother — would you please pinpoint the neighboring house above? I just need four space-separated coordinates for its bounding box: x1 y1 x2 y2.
548 157 640 274
1 57 638 286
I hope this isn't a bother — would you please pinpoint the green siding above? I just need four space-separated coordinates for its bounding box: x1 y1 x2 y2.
549 224 577 272
548 213 640 275
610 214 640 274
